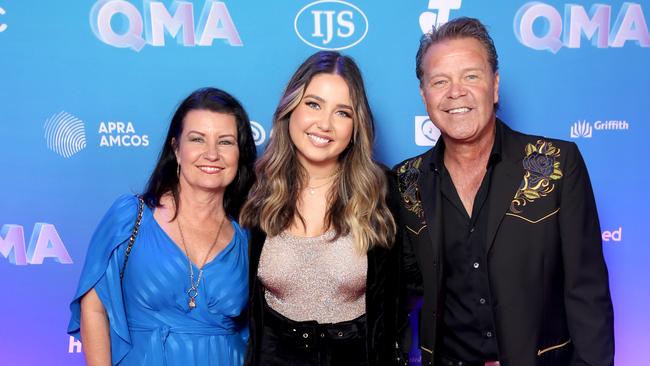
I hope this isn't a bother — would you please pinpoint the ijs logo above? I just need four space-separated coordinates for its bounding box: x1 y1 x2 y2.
570 119 629 138
414 116 441 146
90 0 242 51
294 0 368 50
1 224 73 265
514 2 650 53
419 0 462 34
0 6 7 33
44 111 88 158
250 121 266 146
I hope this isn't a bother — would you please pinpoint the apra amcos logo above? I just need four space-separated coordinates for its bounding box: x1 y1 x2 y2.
514 2 650 53
99 121 150 147
415 116 441 146
44 111 88 158
419 0 462 34
44 112 150 155
90 0 242 51
294 0 368 50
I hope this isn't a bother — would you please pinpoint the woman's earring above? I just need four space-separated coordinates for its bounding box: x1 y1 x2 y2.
177 164 180 177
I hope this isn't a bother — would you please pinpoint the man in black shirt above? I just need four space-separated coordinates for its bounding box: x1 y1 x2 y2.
394 17 613 366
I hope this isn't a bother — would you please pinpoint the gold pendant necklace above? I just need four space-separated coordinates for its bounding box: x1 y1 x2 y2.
177 213 226 310
306 180 332 195
305 170 339 195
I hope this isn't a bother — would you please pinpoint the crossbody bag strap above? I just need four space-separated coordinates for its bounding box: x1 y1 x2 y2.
120 195 145 282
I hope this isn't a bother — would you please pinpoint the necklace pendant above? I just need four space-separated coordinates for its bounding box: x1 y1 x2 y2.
309 188 315 195
188 298 196 310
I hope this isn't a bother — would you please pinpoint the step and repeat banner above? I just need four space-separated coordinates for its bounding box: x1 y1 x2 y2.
0 0 648 364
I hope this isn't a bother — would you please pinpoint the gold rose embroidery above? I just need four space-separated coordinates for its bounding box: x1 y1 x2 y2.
510 140 563 214
397 157 424 218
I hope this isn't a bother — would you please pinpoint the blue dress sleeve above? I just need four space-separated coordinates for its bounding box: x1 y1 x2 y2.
67 194 140 365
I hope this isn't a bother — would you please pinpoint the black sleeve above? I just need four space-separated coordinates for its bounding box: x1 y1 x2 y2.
558 143 614 366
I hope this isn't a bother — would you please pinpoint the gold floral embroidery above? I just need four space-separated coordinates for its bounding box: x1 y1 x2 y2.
397 157 424 218
510 140 563 214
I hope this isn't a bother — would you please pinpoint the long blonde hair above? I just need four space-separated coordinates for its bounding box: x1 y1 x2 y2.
240 51 395 252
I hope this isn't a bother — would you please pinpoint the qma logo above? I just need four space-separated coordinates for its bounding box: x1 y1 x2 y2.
414 116 441 146
44 111 87 158
515 2 650 53
250 121 266 146
90 0 242 51
570 119 629 139
1 224 73 265
294 0 368 50
0 6 7 33
602 227 622 242
99 121 150 147
419 0 462 34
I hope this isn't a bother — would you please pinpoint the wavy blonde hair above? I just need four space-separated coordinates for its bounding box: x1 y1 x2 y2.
240 51 395 252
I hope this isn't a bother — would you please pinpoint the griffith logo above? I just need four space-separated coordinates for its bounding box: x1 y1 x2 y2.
414 116 441 146
570 120 593 138
294 0 368 50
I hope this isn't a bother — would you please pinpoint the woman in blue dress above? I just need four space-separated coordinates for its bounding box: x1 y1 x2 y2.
68 87 257 365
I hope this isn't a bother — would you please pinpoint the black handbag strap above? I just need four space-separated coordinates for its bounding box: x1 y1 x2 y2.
120 195 145 282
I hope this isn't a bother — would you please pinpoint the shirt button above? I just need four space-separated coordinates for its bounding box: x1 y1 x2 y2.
473 262 480 269
320 333 325 338
479 298 486 304
486 331 493 338
337 331 343 337
302 333 309 338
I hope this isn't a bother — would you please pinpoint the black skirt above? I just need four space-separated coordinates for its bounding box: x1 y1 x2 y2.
259 303 368 366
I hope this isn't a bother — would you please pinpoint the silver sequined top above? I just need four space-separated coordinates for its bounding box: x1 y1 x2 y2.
258 230 367 324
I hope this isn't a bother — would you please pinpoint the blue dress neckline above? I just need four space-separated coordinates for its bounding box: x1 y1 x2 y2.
146 205 238 270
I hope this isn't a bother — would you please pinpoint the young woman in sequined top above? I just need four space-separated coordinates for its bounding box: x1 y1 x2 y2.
240 51 399 366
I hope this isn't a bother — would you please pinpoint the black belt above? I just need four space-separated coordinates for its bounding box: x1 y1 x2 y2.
263 303 366 349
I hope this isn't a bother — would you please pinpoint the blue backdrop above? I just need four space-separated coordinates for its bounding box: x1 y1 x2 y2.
1 1 648 364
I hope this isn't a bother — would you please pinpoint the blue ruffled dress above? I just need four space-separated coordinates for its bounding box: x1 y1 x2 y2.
68 195 248 365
